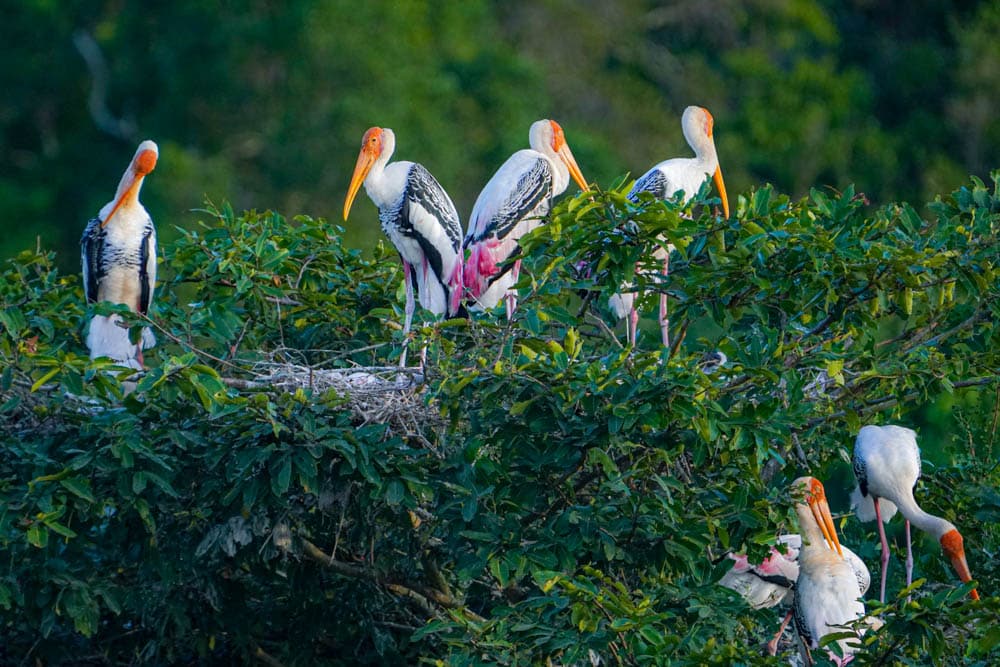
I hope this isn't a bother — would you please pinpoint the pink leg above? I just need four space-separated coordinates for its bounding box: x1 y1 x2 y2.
400 262 415 368
505 259 522 320
136 345 145 369
873 497 890 603
905 519 913 601
659 255 670 348
767 609 793 656
628 307 638 346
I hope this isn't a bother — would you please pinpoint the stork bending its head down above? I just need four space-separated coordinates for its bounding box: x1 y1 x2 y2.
850 424 979 602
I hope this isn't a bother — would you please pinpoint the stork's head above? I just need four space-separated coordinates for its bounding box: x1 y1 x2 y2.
344 127 393 220
681 105 729 219
791 476 843 557
940 528 980 600
101 140 159 228
529 119 588 193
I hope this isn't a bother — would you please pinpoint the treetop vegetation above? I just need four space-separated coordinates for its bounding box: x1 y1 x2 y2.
2 1 999 664
1 171 998 663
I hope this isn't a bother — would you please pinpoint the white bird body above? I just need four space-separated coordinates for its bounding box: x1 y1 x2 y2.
344 127 463 366
791 477 869 666
850 425 915 523
81 140 158 369
850 424 979 602
464 119 586 315
721 534 870 610
365 158 462 317
611 106 729 347
794 543 866 664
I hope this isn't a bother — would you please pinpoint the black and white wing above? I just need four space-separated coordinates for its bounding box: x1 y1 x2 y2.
465 150 553 245
400 163 462 284
138 219 157 315
80 217 105 304
628 167 670 202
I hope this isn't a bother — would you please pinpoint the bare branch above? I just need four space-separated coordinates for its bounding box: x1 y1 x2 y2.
72 31 136 140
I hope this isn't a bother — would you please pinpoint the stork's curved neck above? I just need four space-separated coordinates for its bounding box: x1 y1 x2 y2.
366 133 395 185
543 150 570 196
363 131 398 207
892 487 955 539
113 168 145 206
687 133 718 173
529 136 569 196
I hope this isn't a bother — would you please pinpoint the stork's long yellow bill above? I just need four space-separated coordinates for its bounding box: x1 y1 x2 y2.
713 165 730 219
559 144 588 193
807 486 844 557
344 149 375 221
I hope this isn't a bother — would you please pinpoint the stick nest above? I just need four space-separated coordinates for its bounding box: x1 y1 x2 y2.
231 353 446 451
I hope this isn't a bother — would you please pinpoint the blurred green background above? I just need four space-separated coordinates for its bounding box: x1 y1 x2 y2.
2 0 998 269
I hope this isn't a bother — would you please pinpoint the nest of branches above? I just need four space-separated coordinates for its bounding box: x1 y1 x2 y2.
226 352 447 451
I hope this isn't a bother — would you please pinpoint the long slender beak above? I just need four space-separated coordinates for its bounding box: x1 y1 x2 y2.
713 165 730 219
558 144 588 192
343 148 376 220
809 494 844 557
949 553 980 600
101 148 157 229
941 529 980 600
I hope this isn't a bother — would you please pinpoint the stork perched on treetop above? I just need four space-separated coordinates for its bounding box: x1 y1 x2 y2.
610 105 729 347
464 119 587 318
850 424 980 602
81 140 159 369
343 127 464 367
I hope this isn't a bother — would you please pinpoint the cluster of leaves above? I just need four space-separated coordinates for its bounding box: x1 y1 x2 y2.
1 176 999 665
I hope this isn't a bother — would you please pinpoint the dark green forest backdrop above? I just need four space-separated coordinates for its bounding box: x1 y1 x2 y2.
2 0 998 263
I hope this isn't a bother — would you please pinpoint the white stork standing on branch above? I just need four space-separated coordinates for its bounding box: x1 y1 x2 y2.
343 127 464 367
850 424 980 602
611 105 730 347
464 119 588 318
81 140 158 369
791 476 873 666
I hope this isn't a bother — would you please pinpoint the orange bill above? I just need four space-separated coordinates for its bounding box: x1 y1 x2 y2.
806 479 843 557
941 529 980 600
343 127 381 220
713 165 730 219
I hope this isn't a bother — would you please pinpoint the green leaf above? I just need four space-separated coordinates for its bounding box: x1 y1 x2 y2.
272 458 292 496
60 478 96 504
27 524 48 548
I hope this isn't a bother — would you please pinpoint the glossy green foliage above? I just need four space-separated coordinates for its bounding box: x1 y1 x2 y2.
1 176 998 664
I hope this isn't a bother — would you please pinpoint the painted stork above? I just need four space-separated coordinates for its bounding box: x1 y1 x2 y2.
464 119 587 318
610 105 729 347
721 533 870 655
81 140 158 369
343 127 463 366
850 424 980 602
791 476 871 666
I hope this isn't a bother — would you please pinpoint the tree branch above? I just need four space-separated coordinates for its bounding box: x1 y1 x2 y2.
300 537 484 622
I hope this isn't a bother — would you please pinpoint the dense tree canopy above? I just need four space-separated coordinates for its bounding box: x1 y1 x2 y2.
2 1 999 264
1 172 998 663
2 2 999 664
